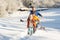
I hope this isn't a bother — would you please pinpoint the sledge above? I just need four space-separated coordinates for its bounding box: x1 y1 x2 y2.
27 23 35 36
28 26 34 36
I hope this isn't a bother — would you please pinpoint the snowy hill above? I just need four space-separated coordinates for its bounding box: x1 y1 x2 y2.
0 8 60 40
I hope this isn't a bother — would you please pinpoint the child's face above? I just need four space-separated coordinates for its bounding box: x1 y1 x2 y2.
33 13 35 16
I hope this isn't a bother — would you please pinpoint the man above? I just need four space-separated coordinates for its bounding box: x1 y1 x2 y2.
27 6 43 33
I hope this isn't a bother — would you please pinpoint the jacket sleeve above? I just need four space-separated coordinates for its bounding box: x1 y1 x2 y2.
38 13 42 17
37 11 42 17
27 17 30 28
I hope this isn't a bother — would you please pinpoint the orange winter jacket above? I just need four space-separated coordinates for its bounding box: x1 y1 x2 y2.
27 14 39 28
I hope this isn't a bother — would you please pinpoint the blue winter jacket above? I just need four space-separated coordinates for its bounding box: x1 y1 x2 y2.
30 10 42 17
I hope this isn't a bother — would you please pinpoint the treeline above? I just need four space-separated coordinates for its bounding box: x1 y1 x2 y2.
0 0 24 17
0 0 60 17
22 0 60 8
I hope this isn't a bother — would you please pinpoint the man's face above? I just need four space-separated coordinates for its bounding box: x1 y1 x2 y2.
32 7 35 11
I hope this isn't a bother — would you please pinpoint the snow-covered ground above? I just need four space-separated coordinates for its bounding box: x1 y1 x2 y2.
0 8 60 40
